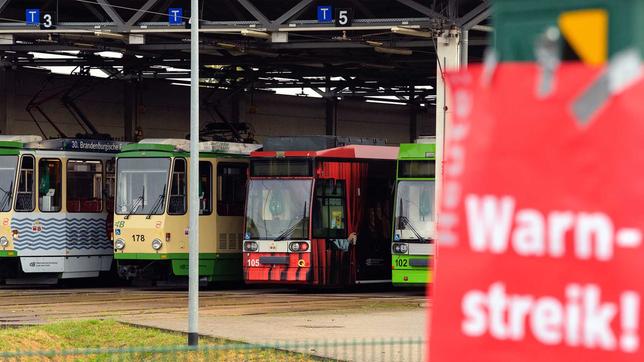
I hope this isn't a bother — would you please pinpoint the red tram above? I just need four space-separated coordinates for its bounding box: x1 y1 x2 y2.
243 140 397 286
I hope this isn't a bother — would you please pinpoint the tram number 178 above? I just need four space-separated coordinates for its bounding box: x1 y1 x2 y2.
132 234 145 242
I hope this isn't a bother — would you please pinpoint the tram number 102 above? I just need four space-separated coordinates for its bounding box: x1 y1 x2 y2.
395 258 409 268
132 234 145 242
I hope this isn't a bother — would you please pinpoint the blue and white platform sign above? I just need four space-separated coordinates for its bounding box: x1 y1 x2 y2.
168 8 182 25
317 6 333 23
26 9 40 25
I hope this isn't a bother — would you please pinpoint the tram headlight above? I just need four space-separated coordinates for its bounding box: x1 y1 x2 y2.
114 238 125 250
151 239 163 250
289 242 309 252
393 243 408 254
0 236 8 247
244 241 258 252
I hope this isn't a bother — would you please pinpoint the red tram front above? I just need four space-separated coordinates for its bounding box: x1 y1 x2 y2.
243 142 397 287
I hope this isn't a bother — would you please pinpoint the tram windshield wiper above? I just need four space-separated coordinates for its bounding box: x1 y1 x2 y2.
146 185 166 219
274 202 307 241
274 217 304 241
400 216 425 243
0 180 13 211
398 198 425 243
125 186 145 220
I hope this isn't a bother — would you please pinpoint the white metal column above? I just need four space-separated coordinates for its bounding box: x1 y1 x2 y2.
188 0 200 347
435 30 461 220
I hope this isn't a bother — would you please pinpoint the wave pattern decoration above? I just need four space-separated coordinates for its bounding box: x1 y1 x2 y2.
12 217 111 251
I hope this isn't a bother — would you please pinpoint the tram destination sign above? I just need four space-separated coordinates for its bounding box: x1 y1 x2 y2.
430 61 644 361
27 139 127 153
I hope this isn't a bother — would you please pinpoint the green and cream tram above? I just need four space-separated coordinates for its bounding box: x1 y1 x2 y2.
113 139 260 284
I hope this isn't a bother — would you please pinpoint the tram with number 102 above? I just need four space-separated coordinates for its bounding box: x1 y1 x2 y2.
243 137 398 287
391 139 436 286
113 139 260 284
0 136 125 284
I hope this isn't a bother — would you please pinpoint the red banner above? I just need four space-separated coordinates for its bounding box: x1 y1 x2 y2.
430 63 644 361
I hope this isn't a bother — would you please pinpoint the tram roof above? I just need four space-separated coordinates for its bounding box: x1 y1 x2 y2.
398 143 436 160
120 139 262 156
252 145 399 160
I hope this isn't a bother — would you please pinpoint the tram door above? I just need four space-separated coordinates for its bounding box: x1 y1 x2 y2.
105 159 116 238
355 160 395 281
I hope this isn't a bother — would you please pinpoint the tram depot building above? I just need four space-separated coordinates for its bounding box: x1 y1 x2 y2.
0 0 491 360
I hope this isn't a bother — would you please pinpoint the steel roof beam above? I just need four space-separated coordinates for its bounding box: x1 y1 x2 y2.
396 0 448 21
456 1 490 29
272 0 314 28
96 0 125 26
0 17 432 33
125 0 161 26
270 40 433 49
150 0 174 22
349 0 375 18
0 0 11 15
237 0 271 28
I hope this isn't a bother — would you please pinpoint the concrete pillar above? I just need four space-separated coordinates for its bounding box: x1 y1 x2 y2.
230 92 240 123
0 68 14 134
409 86 417 142
123 80 138 141
435 30 461 219
325 98 337 136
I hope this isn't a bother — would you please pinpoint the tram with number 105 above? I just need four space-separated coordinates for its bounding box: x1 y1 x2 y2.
391 139 436 286
0 136 125 284
243 137 398 287
112 139 260 284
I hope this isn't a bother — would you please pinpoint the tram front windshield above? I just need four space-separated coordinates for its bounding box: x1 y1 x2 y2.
116 158 170 215
0 156 17 212
394 180 435 242
245 179 312 240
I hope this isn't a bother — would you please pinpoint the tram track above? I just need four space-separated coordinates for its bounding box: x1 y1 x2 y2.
0 287 425 326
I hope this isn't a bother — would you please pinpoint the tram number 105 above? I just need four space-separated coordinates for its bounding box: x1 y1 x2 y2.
247 258 260 267
132 234 145 242
395 258 409 268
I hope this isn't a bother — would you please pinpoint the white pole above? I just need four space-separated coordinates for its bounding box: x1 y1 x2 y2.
188 0 200 347
435 31 461 232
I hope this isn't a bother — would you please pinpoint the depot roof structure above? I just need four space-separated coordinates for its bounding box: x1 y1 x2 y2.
0 0 490 102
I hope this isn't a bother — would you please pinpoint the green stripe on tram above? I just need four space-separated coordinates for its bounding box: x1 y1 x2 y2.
114 252 242 280
0 250 17 257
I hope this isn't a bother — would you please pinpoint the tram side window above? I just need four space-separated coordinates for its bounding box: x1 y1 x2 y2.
168 158 187 215
67 160 103 213
199 161 212 215
217 163 247 216
312 179 347 239
15 156 35 212
38 159 62 212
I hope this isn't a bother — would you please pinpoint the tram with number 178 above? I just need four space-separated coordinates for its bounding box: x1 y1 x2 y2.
0 136 125 284
113 139 260 284
243 137 398 287
391 139 436 286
